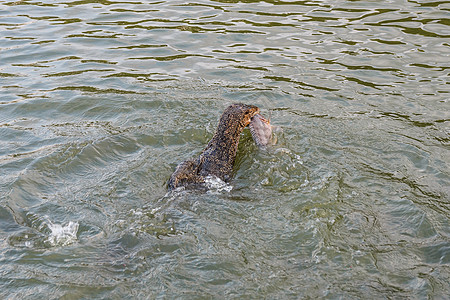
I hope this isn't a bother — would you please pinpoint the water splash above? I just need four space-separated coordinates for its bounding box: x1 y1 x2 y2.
45 219 79 247
204 176 233 194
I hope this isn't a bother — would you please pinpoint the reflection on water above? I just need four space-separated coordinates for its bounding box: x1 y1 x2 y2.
1 0 449 298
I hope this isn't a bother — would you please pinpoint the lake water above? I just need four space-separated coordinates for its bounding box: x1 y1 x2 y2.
1 0 449 298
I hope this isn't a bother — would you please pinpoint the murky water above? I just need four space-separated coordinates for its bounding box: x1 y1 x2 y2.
1 0 449 298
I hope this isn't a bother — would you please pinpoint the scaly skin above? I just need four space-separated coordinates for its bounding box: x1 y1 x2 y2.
168 103 260 190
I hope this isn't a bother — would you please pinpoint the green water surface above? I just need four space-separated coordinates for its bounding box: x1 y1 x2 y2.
0 0 449 298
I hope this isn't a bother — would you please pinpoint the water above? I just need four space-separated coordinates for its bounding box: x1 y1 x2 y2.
1 0 449 298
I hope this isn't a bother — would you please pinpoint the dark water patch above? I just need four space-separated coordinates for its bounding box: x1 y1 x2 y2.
0 72 21 77
43 69 115 77
128 53 213 61
50 86 144 94
110 43 168 49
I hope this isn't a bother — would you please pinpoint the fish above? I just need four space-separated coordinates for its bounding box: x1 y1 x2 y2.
249 113 273 148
